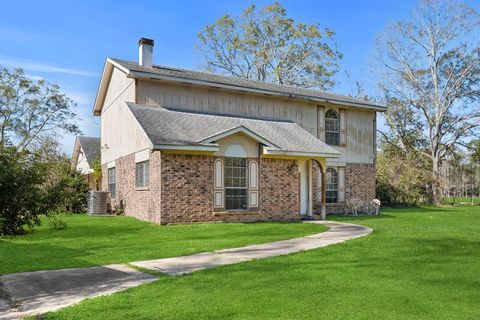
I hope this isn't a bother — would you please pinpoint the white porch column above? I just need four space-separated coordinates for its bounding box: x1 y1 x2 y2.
321 167 327 220
308 160 313 216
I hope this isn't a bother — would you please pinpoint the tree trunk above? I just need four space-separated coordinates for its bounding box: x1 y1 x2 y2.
432 157 441 205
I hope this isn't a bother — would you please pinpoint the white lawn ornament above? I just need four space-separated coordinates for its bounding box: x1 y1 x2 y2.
370 199 381 215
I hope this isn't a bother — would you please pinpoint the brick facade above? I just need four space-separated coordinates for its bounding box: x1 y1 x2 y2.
345 163 376 204
160 154 299 224
102 151 162 223
312 160 323 214
102 151 375 223
160 153 215 224
311 162 376 214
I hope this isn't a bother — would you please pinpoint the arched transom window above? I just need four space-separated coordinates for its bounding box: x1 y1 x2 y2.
326 168 338 203
325 109 340 146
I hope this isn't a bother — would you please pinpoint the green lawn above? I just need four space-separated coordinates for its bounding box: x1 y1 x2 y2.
1 214 326 275
44 206 480 320
441 196 480 205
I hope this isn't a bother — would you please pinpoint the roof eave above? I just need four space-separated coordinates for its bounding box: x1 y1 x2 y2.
262 148 341 159
71 137 81 170
152 144 219 152
92 58 131 116
126 69 386 111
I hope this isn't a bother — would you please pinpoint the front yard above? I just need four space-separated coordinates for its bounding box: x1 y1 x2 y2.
42 206 480 320
1 215 325 275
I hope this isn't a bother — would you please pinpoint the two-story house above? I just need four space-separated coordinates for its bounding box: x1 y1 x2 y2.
92 38 385 224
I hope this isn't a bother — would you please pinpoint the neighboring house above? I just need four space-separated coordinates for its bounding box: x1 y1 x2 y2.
92 38 386 224
71 136 101 190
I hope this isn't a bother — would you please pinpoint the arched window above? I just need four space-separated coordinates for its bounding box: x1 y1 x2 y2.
326 168 338 203
325 110 340 145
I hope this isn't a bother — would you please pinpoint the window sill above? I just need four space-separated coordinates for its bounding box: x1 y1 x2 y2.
135 186 150 191
214 210 258 215
326 202 345 206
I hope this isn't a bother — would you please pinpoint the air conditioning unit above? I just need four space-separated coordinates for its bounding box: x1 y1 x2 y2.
88 191 109 215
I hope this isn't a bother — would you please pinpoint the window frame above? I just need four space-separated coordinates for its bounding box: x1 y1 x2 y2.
326 168 338 203
325 109 340 146
135 160 150 188
108 167 116 199
224 157 248 210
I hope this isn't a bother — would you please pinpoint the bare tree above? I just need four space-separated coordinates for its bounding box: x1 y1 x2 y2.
197 2 342 90
377 0 480 204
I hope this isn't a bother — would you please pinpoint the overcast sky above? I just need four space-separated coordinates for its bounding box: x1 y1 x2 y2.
1 0 478 153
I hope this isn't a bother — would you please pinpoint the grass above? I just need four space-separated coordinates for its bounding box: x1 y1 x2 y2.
43 206 480 320
441 196 480 205
0 214 326 275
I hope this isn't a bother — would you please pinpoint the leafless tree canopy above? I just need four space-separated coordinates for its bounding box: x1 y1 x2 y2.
377 0 480 202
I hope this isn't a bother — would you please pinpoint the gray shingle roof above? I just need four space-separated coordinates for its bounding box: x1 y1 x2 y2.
78 136 100 166
111 58 385 111
127 103 340 157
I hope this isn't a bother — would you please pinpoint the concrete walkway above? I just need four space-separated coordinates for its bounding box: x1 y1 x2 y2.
0 221 371 319
131 221 372 275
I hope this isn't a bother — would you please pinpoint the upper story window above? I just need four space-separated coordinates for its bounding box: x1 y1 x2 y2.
326 168 338 203
136 160 150 188
108 167 116 199
325 109 340 146
224 157 248 210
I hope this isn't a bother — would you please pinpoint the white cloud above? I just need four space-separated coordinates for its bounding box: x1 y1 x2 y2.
0 55 98 77
64 90 95 106
24 74 44 81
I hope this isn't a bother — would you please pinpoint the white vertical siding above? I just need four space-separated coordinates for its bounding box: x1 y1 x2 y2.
134 78 376 165
76 146 92 174
137 80 318 136
101 68 152 164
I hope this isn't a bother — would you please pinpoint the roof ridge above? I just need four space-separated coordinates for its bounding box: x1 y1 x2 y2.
109 58 381 108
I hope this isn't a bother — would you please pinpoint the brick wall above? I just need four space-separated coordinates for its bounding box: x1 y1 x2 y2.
312 161 323 214
160 153 214 224
258 158 299 221
160 154 300 224
102 151 162 223
101 151 375 223
345 163 376 204
310 162 376 214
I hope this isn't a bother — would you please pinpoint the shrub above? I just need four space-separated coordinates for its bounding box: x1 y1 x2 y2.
0 148 89 235
45 170 90 213
48 215 67 230
0 148 49 235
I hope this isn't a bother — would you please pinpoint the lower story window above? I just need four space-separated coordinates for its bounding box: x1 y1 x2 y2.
326 168 338 203
108 167 116 199
136 160 150 187
224 157 248 210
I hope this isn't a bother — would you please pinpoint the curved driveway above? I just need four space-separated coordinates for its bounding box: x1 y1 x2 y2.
1 220 372 319
132 221 372 275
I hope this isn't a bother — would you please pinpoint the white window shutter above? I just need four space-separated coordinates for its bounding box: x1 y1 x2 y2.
248 160 259 207
338 167 345 202
317 106 325 141
214 159 224 208
339 109 347 146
